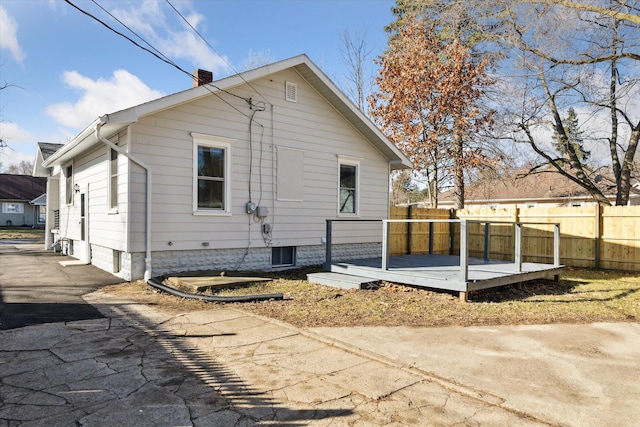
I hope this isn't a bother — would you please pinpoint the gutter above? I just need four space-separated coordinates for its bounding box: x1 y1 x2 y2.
96 116 153 281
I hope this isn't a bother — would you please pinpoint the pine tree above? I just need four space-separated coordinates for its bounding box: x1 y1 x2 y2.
553 108 590 163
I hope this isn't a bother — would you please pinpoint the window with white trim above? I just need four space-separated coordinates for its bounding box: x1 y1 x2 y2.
2 202 24 214
338 157 360 215
109 148 118 210
65 164 73 205
193 133 234 214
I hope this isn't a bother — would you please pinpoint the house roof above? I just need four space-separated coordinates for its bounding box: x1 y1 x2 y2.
439 169 635 204
43 54 412 170
38 142 64 160
0 174 47 201
33 142 64 177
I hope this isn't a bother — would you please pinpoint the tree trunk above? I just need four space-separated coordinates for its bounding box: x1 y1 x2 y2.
453 130 465 209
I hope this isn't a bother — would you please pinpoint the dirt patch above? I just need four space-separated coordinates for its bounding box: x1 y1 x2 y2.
101 267 640 328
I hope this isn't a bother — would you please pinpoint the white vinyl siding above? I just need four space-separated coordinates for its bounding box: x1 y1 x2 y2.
127 67 389 252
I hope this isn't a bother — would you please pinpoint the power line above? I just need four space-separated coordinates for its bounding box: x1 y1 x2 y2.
64 0 260 121
164 0 272 106
90 0 175 67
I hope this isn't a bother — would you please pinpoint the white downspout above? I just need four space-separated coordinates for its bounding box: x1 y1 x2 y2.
96 118 153 281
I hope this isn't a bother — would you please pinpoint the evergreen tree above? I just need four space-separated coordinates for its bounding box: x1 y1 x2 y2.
552 108 589 163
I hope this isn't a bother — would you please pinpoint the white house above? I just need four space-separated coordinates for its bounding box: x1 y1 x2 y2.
35 55 412 281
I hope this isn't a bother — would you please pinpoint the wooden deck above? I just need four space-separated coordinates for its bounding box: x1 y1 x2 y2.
328 253 563 296
317 218 564 301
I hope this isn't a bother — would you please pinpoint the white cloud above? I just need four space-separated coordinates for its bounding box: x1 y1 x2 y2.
46 70 164 129
111 0 230 76
0 121 34 149
0 5 25 62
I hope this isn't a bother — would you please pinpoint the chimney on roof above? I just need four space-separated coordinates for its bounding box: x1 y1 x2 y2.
193 69 213 87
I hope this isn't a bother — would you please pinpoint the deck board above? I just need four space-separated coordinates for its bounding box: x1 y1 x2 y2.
329 254 563 293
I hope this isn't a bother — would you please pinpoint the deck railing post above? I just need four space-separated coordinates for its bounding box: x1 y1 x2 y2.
382 220 389 270
324 220 332 270
515 223 522 272
459 220 469 282
554 223 560 267
429 221 434 255
484 222 490 261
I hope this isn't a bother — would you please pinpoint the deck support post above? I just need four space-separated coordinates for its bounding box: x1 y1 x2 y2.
324 220 332 270
459 291 468 303
382 220 389 271
459 220 469 282
515 223 522 273
554 224 560 267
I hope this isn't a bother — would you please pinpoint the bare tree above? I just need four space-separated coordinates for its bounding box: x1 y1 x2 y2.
496 0 640 205
340 28 374 112
241 49 275 71
4 160 34 175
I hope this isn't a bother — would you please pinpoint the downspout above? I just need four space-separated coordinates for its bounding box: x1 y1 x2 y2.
96 117 153 281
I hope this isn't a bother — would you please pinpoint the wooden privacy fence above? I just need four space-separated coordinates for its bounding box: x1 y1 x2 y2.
389 205 640 272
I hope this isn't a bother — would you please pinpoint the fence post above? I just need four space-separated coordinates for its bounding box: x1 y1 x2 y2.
459 220 469 282
594 204 601 269
514 223 522 272
324 220 332 270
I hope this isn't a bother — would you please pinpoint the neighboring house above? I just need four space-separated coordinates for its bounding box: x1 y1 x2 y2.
35 55 412 281
0 174 47 227
438 169 640 209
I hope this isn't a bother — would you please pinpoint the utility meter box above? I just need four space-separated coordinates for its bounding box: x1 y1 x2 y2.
257 206 269 218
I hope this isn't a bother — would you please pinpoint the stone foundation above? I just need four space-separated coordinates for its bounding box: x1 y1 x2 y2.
117 242 383 281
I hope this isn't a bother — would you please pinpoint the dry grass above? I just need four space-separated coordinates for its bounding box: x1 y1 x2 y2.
0 228 45 240
101 267 640 328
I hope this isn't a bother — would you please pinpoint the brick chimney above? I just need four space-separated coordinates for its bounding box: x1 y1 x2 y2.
193 69 213 87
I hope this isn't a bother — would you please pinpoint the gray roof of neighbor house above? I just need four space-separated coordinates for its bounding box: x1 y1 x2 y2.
37 142 64 160
0 174 47 201
439 169 637 204
43 54 412 170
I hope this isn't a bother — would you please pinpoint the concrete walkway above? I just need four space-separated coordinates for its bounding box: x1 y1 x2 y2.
1 244 638 425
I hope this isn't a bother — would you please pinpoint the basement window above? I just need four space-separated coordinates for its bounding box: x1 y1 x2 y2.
272 246 296 267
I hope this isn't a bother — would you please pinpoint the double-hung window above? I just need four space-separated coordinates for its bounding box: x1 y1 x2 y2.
338 156 360 215
193 133 234 215
109 148 118 210
65 164 73 205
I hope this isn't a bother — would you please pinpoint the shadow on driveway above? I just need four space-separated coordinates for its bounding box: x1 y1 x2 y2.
0 243 122 330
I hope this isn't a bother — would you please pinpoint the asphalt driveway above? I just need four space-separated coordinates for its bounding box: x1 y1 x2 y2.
0 243 122 329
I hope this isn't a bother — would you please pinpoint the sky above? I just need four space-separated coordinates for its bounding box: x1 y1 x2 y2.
0 0 396 171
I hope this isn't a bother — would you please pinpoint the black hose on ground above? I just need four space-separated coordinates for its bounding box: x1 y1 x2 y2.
146 276 284 303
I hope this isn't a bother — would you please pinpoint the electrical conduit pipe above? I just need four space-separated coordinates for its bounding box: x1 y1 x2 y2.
147 276 283 303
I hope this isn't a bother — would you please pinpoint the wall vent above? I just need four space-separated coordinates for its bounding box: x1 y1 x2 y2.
285 81 297 102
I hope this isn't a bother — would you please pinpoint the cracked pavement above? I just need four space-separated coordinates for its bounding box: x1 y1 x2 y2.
2 244 638 426
1 292 545 426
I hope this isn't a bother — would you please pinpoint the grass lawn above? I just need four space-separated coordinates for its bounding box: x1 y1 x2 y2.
102 267 640 328
0 227 45 240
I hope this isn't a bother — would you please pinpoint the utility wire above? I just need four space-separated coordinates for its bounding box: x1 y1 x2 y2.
65 0 261 122
164 0 272 106
90 0 175 67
